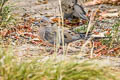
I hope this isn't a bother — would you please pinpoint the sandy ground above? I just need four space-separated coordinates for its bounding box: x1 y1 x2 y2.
6 0 120 68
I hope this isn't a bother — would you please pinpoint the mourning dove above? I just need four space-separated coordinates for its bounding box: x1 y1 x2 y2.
38 17 110 45
38 19 90 45
61 0 89 20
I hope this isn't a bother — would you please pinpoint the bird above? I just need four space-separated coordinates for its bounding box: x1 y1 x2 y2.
38 18 90 45
61 0 89 20
38 18 109 45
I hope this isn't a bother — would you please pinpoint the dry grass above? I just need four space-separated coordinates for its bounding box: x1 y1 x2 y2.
0 45 120 80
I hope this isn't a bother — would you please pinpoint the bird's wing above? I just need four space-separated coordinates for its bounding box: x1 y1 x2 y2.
73 4 89 20
64 30 80 43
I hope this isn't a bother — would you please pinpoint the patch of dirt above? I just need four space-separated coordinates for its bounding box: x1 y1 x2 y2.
5 0 120 68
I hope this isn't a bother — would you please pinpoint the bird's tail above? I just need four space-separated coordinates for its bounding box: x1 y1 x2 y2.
78 32 111 40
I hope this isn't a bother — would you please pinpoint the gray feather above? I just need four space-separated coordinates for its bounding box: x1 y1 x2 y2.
73 4 89 20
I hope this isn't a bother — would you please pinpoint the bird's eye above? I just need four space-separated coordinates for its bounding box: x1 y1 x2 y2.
68 5 72 9
40 20 44 23
68 31 71 33
64 35 67 38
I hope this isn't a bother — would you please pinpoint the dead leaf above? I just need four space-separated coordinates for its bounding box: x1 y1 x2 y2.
0 29 8 37
94 45 107 53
